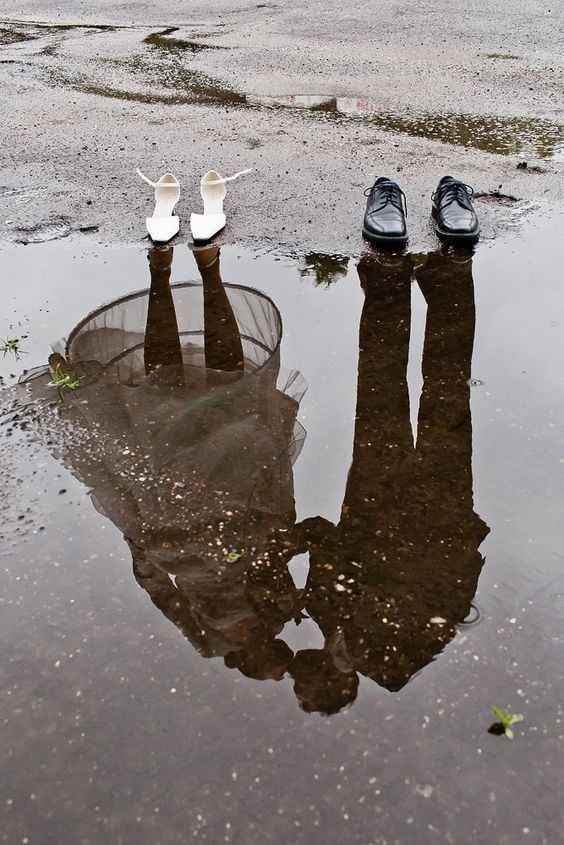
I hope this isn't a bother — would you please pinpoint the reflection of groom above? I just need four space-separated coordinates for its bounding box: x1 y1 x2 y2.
291 250 489 712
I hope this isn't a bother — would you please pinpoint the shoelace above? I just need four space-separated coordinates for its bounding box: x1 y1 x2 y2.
137 168 253 188
364 181 408 217
433 180 474 211
204 168 253 185
137 168 178 188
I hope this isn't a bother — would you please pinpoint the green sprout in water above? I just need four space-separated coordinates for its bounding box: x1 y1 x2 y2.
490 705 524 739
48 366 82 400
225 549 244 562
1 337 26 359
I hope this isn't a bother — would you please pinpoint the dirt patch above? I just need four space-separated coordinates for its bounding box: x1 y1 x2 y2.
76 79 244 107
143 27 228 53
475 190 519 204
482 52 521 59
12 218 72 244
0 27 35 44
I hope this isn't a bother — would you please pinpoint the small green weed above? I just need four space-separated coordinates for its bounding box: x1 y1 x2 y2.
1 337 26 359
48 366 82 400
490 705 524 739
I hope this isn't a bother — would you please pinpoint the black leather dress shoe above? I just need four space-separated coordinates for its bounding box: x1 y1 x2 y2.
362 177 408 247
432 176 480 242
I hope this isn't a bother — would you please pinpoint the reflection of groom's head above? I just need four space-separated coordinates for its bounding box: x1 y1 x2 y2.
289 649 358 715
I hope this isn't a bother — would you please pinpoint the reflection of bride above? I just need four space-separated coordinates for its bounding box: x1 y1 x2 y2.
20 245 307 679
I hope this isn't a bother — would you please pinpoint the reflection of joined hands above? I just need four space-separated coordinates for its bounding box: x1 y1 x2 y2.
131 513 361 714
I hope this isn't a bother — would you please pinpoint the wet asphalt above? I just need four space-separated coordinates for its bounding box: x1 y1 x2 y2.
1 2 564 844
3 221 564 845
0 0 562 253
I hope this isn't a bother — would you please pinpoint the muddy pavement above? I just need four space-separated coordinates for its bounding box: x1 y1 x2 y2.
0 0 563 252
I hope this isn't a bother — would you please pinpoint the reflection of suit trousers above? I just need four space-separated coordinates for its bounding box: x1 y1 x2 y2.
303 255 489 690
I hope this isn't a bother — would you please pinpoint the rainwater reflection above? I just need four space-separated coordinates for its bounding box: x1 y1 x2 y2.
18 244 489 714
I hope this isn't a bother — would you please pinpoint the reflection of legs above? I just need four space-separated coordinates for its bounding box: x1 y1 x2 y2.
414 251 487 622
144 246 185 385
415 252 475 515
341 256 413 525
301 256 414 692
193 246 244 374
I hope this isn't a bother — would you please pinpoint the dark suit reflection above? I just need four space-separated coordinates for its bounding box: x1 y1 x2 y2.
295 251 489 709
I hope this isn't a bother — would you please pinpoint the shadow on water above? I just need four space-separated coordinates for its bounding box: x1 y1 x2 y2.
11 243 488 714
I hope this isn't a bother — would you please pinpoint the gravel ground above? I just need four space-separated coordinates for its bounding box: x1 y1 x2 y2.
0 0 562 253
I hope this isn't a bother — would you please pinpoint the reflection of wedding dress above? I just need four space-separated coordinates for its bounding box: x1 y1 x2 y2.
22 281 306 529
27 363 305 548
16 273 307 663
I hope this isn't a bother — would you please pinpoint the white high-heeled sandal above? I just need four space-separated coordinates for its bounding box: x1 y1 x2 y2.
190 168 252 242
137 168 180 243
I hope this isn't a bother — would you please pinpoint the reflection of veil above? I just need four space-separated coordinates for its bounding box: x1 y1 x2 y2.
17 246 307 673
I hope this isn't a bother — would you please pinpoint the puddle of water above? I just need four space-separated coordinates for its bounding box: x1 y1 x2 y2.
481 52 522 60
0 19 117 31
362 107 563 159
2 217 564 843
71 63 562 159
76 79 244 107
0 27 34 44
76 69 564 156
143 26 228 54
11 217 72 244
254 95 564 158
